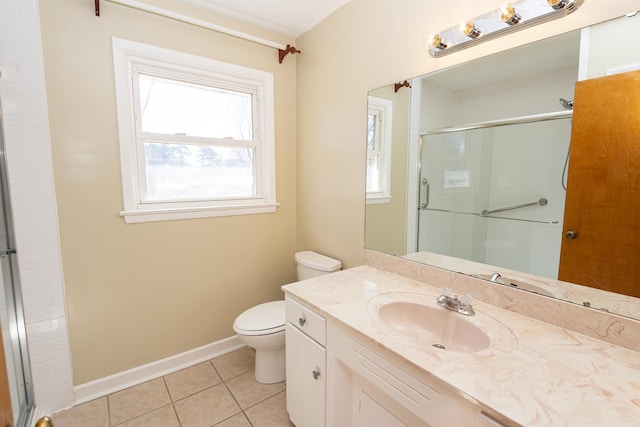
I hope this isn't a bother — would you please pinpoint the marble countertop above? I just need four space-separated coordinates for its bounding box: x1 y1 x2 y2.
282 265 640 427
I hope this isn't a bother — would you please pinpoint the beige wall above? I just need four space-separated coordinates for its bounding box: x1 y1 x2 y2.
295 0 638 269
39 0 297 384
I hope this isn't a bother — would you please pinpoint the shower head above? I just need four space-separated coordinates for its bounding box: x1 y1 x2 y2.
559 98 574 110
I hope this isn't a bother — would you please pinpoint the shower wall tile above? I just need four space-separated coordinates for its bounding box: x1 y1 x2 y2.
0 0 74 416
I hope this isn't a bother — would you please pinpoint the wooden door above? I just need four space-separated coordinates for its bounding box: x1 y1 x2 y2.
1 324 14 427
558 70 640 297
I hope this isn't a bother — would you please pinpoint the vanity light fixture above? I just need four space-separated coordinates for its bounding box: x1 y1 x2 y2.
428 0 585 57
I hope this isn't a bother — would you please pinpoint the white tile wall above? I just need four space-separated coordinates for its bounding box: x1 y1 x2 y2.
0 0 75 415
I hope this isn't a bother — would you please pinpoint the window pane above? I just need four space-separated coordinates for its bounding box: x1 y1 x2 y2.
139 74 253 140
367 114 377 150
443 133 471 188
366 154 380 192
143 142 255 201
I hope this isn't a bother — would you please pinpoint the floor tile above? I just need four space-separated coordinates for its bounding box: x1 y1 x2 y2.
165 361 222 401
116 405 179 427
244 392 294 427
108 378 172 425
174 383 241 427
211 347 255 381
51 397 109 427
214 413 253 427
52 346 294 427
226 370 286 410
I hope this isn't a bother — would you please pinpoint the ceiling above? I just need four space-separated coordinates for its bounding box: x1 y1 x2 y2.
180 0 353 39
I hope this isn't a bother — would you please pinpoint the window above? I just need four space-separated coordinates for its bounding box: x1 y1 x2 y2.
366 96 393 204
112 38 277 223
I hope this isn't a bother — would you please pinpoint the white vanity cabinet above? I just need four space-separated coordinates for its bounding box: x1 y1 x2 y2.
327 320 509 427
285 296 326 427
284 295 510 427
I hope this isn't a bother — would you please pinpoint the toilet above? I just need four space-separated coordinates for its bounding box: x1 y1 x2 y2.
232 251 342 383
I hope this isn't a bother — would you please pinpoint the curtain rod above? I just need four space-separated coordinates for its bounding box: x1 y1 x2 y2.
422 110 573 136
99 0 289 51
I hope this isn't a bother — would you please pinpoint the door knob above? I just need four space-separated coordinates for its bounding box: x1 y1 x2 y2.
34 416 53 427
565 229 578 239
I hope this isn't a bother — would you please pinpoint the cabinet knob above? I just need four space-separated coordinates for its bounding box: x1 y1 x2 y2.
298 315 306 326
565 229 578 239
312 368 321 380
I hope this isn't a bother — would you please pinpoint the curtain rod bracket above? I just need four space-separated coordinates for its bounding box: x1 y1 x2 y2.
278 45 300 63
95 0 101 16
394 80 411 92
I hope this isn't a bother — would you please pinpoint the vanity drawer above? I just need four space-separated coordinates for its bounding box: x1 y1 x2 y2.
286 297 326 346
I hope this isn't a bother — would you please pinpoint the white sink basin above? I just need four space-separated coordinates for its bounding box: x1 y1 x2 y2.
378 301 490 353
368 292 519 354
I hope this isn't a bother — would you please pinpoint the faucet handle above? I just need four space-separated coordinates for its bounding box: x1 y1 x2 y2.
440 287 451 297
460 293 473 306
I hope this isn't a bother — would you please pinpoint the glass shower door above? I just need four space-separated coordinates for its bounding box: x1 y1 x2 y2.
417 127 494 262
417 117 572 279
0 115 34 427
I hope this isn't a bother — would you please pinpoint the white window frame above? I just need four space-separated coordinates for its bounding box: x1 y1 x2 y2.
366 96 393 204
112 38 277 223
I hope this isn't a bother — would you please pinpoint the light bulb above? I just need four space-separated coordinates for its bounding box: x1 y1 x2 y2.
547 0 568 10
500 5 522 25
460 21 482 38
428 34 449 50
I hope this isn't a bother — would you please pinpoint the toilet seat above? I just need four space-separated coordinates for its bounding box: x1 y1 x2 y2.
233 300 285 336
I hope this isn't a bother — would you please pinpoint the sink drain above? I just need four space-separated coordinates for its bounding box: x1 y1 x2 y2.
432 343 446 350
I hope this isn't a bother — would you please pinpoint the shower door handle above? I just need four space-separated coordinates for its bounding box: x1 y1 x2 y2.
0 249 15 257
419 178 430 210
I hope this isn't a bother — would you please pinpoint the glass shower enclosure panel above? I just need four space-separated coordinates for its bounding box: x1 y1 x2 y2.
0 115 34 426
418 118 571 279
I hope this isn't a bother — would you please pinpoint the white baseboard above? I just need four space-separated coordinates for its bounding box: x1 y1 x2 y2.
73 335 244 405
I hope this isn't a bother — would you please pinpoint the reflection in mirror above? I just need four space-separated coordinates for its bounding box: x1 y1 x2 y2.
365 13 640 320
365 85 410 257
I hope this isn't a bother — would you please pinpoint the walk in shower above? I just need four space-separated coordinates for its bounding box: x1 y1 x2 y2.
0 115 34 427
417 112 572 279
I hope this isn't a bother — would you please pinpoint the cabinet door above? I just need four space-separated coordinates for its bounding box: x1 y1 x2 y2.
354 388 407 427
479 413 508 427
286 324 326 427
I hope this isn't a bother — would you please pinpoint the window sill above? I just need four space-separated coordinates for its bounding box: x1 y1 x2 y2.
121 203 279 223
366 195 393 205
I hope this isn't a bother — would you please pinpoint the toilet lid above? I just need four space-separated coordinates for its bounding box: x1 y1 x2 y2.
233 300 285 335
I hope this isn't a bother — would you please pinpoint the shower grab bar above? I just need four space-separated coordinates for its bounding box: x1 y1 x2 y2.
422 110 572 136
425 206 558 225
481 198 547 216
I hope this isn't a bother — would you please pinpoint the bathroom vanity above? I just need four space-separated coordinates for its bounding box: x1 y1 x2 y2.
282 265 640 427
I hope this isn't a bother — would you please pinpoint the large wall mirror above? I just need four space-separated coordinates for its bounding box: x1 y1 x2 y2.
365 12 640 320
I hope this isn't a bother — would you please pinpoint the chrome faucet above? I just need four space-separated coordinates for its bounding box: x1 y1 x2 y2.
488 272 503 283
437 288 475 316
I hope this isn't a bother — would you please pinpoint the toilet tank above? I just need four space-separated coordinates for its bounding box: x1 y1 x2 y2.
295 251 342 280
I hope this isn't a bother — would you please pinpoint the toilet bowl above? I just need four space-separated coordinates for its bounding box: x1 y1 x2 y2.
233 300 286 384
232 251 341 384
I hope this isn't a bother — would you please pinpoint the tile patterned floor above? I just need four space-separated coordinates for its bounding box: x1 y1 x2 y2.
52 347 295 427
